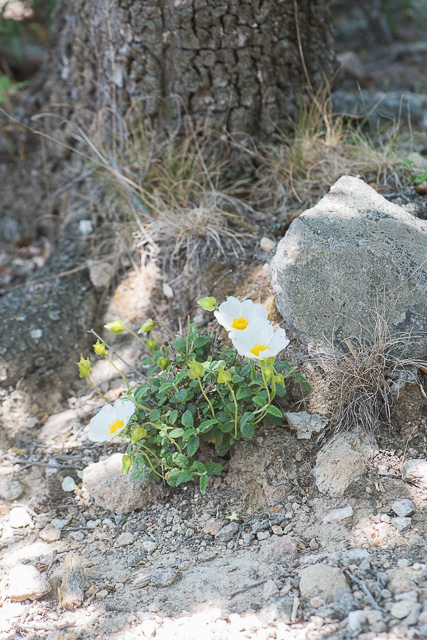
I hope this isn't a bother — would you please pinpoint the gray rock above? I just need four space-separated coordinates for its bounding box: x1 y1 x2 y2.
299 564 348 602
391 517 412 532
8 563 51 601
390 600 421 624
82 453 158 513
150 569 179 588
314 432 373 496
341 548 370 565
39 525 61 542
0 477 24 501
263 579 279 599
270 176 427 359
258 535 297 564
322 505 354 524
116 532 135 546
392 499 416 518
347 610 368 633
215 521 239 543
332 90 426 127
284 411 328 439
9 506 32 528
402 459 427 489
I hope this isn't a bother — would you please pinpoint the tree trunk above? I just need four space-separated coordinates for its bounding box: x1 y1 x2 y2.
43 0 334 137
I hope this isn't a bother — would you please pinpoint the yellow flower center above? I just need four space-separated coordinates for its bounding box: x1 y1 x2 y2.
232 316 249 330
250 342 268 357
108 418 124 434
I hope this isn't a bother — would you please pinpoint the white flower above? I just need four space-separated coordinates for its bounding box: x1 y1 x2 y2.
214 296 269 336
88 399 135 442
231 318 290 360
62 476 77 492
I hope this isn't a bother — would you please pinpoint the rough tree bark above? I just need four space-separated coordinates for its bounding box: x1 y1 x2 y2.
0 0 334 430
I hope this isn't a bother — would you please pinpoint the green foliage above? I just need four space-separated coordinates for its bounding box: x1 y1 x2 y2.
0 75 26 102
0 1 56 63
119 321 309 493
395 157 427 186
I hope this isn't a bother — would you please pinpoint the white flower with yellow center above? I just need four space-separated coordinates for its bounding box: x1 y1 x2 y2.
231 318 290 360
88 399 135 442
214 296 269 337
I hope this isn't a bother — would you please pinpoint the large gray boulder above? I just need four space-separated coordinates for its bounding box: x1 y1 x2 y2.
270 176 427 357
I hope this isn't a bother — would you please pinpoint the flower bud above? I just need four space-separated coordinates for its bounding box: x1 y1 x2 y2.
104 320 125 335
94 340 108 356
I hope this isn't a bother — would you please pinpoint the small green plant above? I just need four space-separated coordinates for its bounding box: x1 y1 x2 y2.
0 74 27 104
395 157 427 186
78 296 310 493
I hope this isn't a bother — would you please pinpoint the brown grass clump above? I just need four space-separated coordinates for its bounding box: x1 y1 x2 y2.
316 313 425 436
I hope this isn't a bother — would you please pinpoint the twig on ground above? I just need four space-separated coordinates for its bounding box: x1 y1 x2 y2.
344 569 381 610
230 579 269 598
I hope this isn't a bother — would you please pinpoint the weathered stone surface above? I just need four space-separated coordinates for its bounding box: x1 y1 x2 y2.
82 453 158 513
322 505 354 524
392 499 416 518
299 564 348 602
0 476 24 501
284 411 328 439
258 535 297 564
150 569 179 588
215 522 239 543
270 176 427 358
39 525 61 542
314 432 373 495
8 563 51 602
9 506 32 528
402 458 427 489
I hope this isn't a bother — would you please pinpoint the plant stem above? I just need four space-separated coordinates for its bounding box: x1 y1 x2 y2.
104 355 130 389
260 361 271 405
140 451 166 480
185 315 190 360
198 377 216 419
124 326 146 346
227 383 239 438
146 421 183 454
86 376 109 403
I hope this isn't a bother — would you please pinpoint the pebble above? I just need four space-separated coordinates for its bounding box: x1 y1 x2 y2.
263 579 279 599
51 518 69 530
299 564 348 603
257 531 270 541
0 477 24 501
390 600 421 621
8 563 51 601
204 517 225 535
260 237 276 252
142 540 158 554
96 589 108 598
198 550 217 562
271 525 283 536
150 569 179 588
70 531 85 541
259 535 297 564
322 506 354 524
39 525 61 542
117 532 135 546
309 539 319 550
215 522 239 543
401 458 427 489
391 517 411 532
9 507 32 528
392 499 416 518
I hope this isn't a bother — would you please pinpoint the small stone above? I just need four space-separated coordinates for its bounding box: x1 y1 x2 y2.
96 589 108 598
309 539 319 550
380 514 391 522
257 531 270 541
70 531 85 541
260 237 276 252
390 600 421 622
314 433 373 496
150 569 179 588
117 532 135 546
392 499 416 518
242 533 254 546
263 579 279 599
215 521 239 543
391 517 411 532
86 520 99 529
198 550 217 562
259 535 297 564
299 564 348 603
347 610 368 632
51 518 69 530
401 459 427 489
204 518 225 535
9 506 32 528
39 525 61 542
8 563 51 601
322 506 354 524
142 539 157 554
397 559 411 569
149 601 161 613
310 597 325 608
285 411 328 439
271 525 283 536
388 568 416 594
0 477 24 501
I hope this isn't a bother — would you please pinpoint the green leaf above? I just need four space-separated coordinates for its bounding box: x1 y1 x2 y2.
275 384 286 397
186 435 200 456
131 426 147 442
134 385 148 404
241 411 254 427
182 410 194 429
169 409 178 424
191 461 206 474
169 428 185 438
177 470 194 486
166 468 181 486
188 359 205 379
199 475 209 493
197 296 217 311
147 364 159 376
194 336 211 348
232 373 244 383
174 389 187 402
250 368 257 381
236 386 252 401
219 421 235 433
182 428 197 441
138 318 155 333
241 363 252 376
205 462 223 476
199 419 218 432
294 373 312 391
265 405 282 418
253 395 267 407
172 453 189 468
241 421 255 439
149 408 161 422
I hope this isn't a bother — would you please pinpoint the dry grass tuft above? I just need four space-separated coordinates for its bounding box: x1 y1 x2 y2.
316 312 425 436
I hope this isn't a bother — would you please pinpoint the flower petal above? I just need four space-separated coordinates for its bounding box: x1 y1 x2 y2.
114 398 136 425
